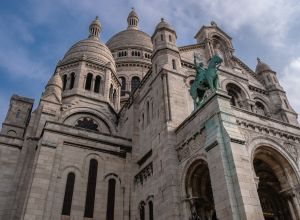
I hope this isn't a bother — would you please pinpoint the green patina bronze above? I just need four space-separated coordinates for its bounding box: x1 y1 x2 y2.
189 54 223 109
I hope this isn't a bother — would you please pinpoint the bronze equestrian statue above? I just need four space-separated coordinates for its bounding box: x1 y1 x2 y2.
189 54 223 109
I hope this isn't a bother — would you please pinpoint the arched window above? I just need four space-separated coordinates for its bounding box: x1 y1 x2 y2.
119 77 126 96
85 73 93 91
113 89 117 105
226 83 245 108
69 73 75 90
169 35 172 42
62 173 75 216
160 34 164 41
106 179 116 220
131 76 140 93
172 59 176 70
255 101 266 116
94 75 101 93
63 74 67 91
84 159 98 218
139 202 145 220
109 84 113 101
148 201 153 220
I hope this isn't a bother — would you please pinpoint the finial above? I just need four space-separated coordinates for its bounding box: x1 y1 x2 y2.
89 16 101 39
161 18 164 22
132 7 135 10
211 21 217 26
257 57 261 63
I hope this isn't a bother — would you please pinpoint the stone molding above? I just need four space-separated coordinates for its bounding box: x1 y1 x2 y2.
134 162 153 186
237 119 300 143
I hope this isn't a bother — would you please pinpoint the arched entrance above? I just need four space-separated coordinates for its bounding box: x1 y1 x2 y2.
185 160 217 220
253 146 300 220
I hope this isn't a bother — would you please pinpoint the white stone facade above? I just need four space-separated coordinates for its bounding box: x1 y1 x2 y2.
0 9 300 220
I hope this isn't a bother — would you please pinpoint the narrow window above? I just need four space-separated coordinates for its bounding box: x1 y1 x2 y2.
63 74 67 91
106 179 116 220
109 84 113 101
16 109 21 118
84 159 98 218
273 76 278 83
119 77 126 96
132 51 134 56
147 101 150 125
131 76 140 93
69 73 75 89
160 34 163 41
62 173 75 216
139 202 145 220
267 75 271 82
113 89 117 105
151 101 154 117
172 59 176 70
148 201 153 220
85 73 93 91
169 35 172 42
94 76 101 93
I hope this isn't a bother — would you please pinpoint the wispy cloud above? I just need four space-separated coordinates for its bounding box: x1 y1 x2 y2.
0 14 49 80
281 57 300 117
0 0 299 125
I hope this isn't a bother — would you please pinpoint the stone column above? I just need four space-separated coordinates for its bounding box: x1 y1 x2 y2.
23 142 58 220
161 72 171 122
202 91 264 220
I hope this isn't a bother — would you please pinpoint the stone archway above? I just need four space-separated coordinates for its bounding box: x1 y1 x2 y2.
185 160 217 220
253 146 300 220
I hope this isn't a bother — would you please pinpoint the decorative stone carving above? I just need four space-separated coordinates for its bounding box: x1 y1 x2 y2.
284 142 298 161
75 117 99 131
134 162 153 186
177 128 206 162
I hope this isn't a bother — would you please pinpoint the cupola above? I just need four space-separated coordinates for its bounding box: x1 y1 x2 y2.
127 7 139 30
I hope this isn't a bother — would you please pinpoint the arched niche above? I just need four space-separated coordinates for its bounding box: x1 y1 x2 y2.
185 159 217 220
253 146 300 219
225 82 247 109
211 34 232 66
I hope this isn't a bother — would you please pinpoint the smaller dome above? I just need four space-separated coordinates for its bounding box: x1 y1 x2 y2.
155 18 174 31
60 17 116 71
47 72 62 89
255 58 273 74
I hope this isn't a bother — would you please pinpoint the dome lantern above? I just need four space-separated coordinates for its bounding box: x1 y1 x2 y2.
127 7 139 30
255 57 273 74
89 16 102 39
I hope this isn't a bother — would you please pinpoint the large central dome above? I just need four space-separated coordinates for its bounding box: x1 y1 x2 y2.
60 17 115 71
106 29 152 51
106 8 152 52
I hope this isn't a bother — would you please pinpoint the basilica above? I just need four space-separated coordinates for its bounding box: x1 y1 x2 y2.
1 8 300 220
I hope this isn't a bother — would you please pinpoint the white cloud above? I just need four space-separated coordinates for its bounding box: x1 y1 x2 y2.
0 15 49 80
280 57 300 116
130 0 300 48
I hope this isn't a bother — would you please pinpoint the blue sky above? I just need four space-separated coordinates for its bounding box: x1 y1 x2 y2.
1 0 300 124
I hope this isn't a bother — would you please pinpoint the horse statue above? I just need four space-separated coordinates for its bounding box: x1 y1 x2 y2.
189 54 223 109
